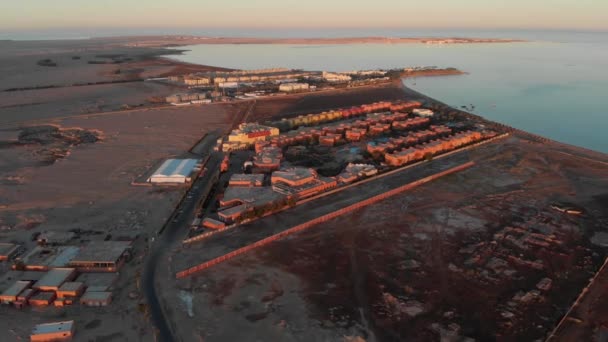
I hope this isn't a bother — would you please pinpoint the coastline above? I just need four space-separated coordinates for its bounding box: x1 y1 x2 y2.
91 35 527 48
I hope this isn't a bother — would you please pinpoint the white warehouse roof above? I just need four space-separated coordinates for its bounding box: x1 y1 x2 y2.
148 159 200 184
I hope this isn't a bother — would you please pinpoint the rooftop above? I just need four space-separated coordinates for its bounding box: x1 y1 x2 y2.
81 291 112 301
35 268 75 288
223 186 285 207
1 280 31 297
229 173 265 184
70 241 131 264
272 167 317 184
32 321 74 335
75 272 118 292
58 281 84 292
150 159 200 178
0 242 19 256
19 246 80 268
218 204 252 218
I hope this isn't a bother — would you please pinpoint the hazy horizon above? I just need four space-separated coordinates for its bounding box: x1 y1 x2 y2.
2 27 608 42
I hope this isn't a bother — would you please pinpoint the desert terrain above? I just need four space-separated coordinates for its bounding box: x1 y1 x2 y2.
0 36 606 342
165 132 608 341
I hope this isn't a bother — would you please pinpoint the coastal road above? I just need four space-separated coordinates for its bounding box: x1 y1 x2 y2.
142 153 223 342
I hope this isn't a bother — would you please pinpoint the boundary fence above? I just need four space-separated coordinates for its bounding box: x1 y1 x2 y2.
176 161 474 278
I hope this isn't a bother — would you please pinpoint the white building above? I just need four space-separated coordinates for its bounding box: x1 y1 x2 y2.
279 83 310 92
413 108 435 117
31 321 75 341
322 71 352 83
148 159 201 184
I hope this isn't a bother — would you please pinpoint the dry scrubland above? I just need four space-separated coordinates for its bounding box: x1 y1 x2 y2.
0 39 230 126
165 135 608 341
0 102 240 340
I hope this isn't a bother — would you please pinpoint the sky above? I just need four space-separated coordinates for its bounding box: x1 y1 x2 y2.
1 0 607 32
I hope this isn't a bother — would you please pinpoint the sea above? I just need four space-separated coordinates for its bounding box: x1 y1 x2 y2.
167 29 608 153
4 29 607 153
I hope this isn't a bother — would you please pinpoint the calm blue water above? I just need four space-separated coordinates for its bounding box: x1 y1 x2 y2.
167 31 608 153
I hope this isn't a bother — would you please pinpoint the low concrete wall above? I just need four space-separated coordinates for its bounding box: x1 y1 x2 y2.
176 161 475 278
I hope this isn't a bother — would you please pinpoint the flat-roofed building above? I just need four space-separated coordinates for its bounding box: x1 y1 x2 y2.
29 291 56 307
80 291 112 307
33 268 76 292
75 273 118 292
57 282 85 298
279 83 310 92
0 280 32 304
0 242 19 261
202 218 226 230
37 231 75 246
17 288 35 302
148 159 201 184
30 320 75 341
218 204 253 223
413 108 434 117
253 155 281 171
13 246 80 271
68 241 131 272
271 168 317 187
229 174 265 187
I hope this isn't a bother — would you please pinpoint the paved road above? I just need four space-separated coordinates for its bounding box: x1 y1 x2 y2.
142 154 223 342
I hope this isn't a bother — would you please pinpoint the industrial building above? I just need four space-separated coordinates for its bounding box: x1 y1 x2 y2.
147 159 201 184
68 241 131 272
0 280 32 304
80 291 112 307
30 321 75 342
15 246 80 271
57 282 85 298
29 292 56 307
0 242 19 261
33 268 76 292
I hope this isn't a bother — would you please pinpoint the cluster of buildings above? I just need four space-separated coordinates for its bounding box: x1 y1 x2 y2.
214 166 340 224
384 131 488 166
208 100 492 227
169 68 314 87
0 240 131 309
269 110 428 148
367 124 451 155
272 101 423 131
147 158 203 184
